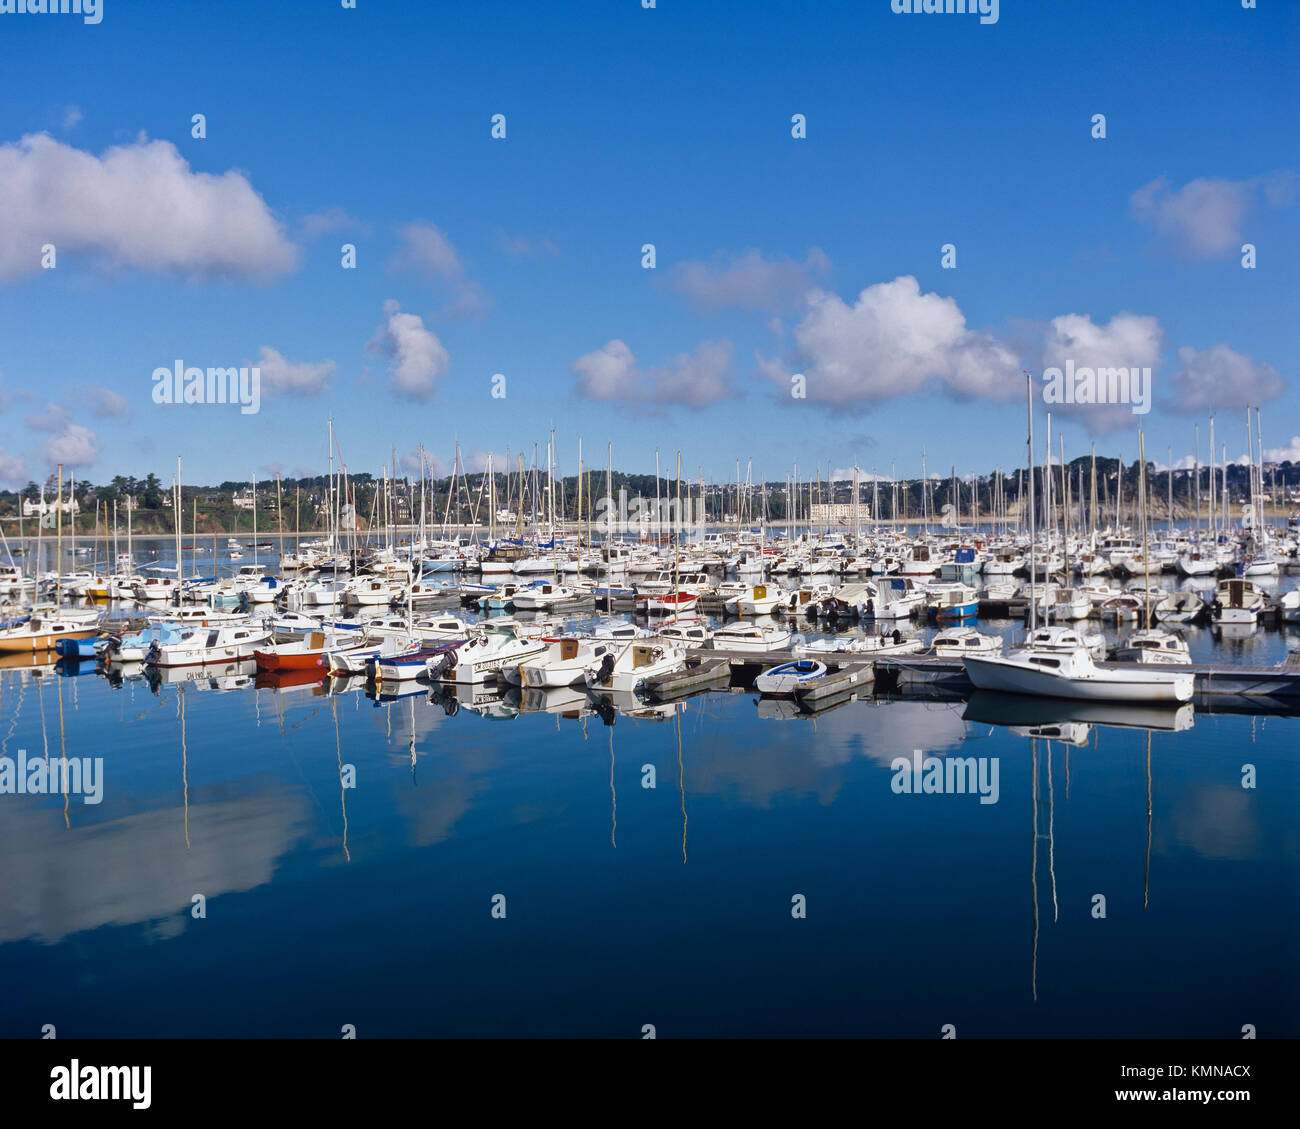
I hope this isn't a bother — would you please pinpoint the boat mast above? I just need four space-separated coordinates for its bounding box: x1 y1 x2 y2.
1139 429 1151 629
1025 371 1037 632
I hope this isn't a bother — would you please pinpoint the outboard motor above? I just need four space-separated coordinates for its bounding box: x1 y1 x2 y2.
427 650 456 681
145 640 161 664
594 653 615 685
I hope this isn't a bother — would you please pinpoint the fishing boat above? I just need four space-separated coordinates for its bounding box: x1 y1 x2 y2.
962 625 1193 702
584 639 687 693
1210 578 1265 626
0 614 103 653
754 659 828 696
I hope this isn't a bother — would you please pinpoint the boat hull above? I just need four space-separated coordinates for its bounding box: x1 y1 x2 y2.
963 654 1193 703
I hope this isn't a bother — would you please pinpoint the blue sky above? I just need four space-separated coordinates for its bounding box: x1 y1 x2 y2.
0 0 1296 488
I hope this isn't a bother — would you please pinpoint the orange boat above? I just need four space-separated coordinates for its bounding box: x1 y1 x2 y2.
253 630 364 672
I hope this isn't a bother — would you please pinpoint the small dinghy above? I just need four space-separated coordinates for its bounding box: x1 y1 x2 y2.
55 634 104 658
754 659 828 696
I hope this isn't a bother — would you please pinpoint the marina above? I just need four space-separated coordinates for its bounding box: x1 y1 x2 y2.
1 0 1295 1084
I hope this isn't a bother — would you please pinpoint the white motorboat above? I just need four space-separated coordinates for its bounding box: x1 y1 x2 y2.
585 639 687 693
726 583 781 616
653 617 714 645
507 636 621 688
433 622 549 683
1153 590 1205 622
145 624 272 667
926 626 1003 656
591 618 652 642
511 582 579 610
962 625 1193 702
1211 578 1265 626
712 623 792 652
1112 629 1192 665
411 614 472 641
1278 590 1300 624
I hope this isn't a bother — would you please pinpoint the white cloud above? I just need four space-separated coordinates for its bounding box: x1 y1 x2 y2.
61 106 83 131
463 450 510 474
0 447 26 487
495 231 559 257
1167 344 1284 413
397 448 448 478
0 133 298 282
1130 172 1296 258
43 424 100 469
393 220 489 319
87 386 127 417
1039 311 1163 434
1263 437 1300 464
255 346 336 396
301 207 364 239
26 403 70 432
758 276 1018 406
671 247 831 314
571 338 735 407
368 300 450 401
830 468 891 481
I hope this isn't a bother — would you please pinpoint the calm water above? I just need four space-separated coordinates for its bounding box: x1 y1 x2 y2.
1 543 1297 1037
